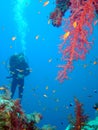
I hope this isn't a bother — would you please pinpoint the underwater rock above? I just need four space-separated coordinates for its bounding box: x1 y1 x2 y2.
41 124 56 130
65 116 98 130
83 116 98 130
26 112 43 124
0 95 38 130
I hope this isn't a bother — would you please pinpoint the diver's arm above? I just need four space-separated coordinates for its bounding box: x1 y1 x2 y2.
6 75 13 79
24 63 30 76
25 68 30 76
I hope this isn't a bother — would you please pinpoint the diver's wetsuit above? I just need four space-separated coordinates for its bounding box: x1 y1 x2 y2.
11 74 24 99
8 54 30 101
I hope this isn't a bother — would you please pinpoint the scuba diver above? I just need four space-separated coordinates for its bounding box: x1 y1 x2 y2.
7 53 30 101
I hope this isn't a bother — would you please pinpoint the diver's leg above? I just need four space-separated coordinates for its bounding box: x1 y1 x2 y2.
18 78 24 101
11 78 17 98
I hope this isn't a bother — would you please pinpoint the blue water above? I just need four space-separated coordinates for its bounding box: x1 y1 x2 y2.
0 0 98 129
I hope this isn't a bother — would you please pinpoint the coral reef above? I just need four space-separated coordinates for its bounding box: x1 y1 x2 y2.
57 0 98 82
0 93 39 129
0 86 56 130
50 0 71 27
41 124 56 130
66 116 98 130
50 0 98 82
83 116 98 129
65 98 98 130
67 98 88 130
50 0 98 27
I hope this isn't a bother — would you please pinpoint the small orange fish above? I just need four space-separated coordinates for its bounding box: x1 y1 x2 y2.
63 31 70 40
43 1 49 6
73 21 77 28
93 61 97 65
35 35 39 40
12 36 16 41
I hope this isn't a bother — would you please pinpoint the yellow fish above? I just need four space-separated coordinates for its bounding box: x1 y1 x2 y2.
73 21 77 28
63 31 70 40
62 21 77 40
43 1 49 6
93 61 97 65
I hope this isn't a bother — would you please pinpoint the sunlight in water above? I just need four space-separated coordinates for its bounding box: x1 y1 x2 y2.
14 0 29 53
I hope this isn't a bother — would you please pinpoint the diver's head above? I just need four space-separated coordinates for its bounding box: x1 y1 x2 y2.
18 53 25 62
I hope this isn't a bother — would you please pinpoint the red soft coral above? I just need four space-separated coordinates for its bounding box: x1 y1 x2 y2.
74 98 88 130
50 0 71 27
57 0 96 82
